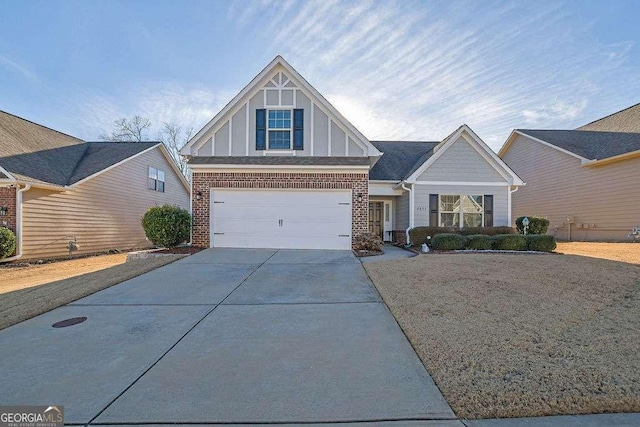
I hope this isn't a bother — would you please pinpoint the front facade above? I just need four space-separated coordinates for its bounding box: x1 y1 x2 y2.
0 111 190 260
182 57 523 249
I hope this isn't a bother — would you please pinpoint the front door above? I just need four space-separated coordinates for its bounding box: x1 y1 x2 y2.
369 201 383 239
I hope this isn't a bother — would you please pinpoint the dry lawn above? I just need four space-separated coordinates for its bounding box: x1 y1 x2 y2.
365 253 640 419
0 255 183 331
556 242 639 265
0 254 129 294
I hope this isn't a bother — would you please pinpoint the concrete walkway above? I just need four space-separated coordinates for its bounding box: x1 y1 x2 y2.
359 244 416 264
0 248 455 425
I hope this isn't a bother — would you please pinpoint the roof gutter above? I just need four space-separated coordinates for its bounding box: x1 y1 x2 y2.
1 183 31 263
401 182 413 244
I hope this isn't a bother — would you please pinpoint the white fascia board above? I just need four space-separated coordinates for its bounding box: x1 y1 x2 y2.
581 149 640 167
157 144 191 191
0 165 16 181
411 181 510 186
180 56 381 158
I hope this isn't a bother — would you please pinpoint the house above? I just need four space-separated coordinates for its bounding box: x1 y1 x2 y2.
499 103 640 241
180 56 523 250
0 111 190 260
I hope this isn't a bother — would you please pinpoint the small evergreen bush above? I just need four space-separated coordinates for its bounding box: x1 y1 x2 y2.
525 234 557 252
516 216 550 235
465 234 493 250
141 205 191 248
492 234 527 251
431 233 468 251
0 227 16 259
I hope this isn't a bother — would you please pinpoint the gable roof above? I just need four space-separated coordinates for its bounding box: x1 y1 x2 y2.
369 141 438 180
513 129 640 161
578 102 640 133
405 125 524 185
0 111 187 189
180 55 381 158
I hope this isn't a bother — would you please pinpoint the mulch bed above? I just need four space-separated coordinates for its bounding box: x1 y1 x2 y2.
154 246 206 255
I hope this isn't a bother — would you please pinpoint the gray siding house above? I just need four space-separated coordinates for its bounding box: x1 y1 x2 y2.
499 103 640 241
0 111 190 260
181 56 523 249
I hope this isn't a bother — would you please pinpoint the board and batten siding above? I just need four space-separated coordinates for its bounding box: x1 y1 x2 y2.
413 184 510 227
417 135 505 182
501 134 640 241
191 67 367 158
21 147 189 259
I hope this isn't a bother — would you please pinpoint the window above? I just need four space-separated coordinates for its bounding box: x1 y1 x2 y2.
439 195 483 228
268 109 291 149
148 167 165 192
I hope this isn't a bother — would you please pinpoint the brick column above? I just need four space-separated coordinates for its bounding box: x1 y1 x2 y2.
0 187 17 233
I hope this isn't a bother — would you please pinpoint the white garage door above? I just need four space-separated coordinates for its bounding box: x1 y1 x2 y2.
210 190 352 250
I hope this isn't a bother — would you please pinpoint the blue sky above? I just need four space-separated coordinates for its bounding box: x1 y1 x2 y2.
1 0 639 151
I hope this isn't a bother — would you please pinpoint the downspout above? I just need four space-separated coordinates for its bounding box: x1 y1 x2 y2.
1 183 31 263
401 182 413 244
508 186 519 226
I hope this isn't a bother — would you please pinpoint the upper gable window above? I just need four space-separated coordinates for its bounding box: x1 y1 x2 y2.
148 167 165 192
268 109 291 150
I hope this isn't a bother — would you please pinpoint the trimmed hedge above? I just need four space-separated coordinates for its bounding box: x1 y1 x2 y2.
410 226 516 246
516 216 550 235
431 233 468 251
0 227 16 259
141 205 191 248
492 234 527 251
466 234 493 250
525 234 556 252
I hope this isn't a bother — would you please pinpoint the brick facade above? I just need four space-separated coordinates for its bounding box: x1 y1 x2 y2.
0 186 17 233
192 171 369 249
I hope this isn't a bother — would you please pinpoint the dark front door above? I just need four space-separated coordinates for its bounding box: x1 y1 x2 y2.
369 202 383 239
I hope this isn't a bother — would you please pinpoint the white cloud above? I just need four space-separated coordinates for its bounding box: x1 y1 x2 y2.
0 54 38 82
522 100 588 126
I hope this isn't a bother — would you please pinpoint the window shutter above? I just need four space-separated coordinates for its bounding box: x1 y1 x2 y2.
293 109 304 150
429 194 439 226
484 195 494 227
256 109 266 150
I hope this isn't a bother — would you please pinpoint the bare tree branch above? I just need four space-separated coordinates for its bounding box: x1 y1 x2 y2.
101 115 152 142
158 122 191 179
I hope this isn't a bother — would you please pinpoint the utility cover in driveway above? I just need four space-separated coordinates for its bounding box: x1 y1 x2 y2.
210 190 352 250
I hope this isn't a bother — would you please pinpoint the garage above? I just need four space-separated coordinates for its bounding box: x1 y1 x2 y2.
210 189 352 250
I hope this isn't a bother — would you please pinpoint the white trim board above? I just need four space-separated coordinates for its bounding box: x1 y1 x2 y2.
412 181 510 186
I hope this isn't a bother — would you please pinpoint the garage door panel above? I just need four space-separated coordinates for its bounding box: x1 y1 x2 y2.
211 190 352 250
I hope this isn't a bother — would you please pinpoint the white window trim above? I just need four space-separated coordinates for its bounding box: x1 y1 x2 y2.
266 108 293 151
439 194 484 228
148 166 166 193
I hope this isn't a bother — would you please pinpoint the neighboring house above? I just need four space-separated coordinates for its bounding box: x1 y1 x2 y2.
180 56 523 250
499 102 640 241
0 111 190 260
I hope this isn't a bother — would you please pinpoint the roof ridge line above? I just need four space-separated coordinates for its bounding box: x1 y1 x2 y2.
577 102 640 129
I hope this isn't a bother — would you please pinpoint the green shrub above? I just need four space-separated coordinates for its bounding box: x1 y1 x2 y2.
459 226 516 236
516 216 550 235
0 227 16 259
465 234 493 250
410 226 516 247
353 232 383 251
492 234 527 251
431 233 468 251
525 235 557 252
141 205 191 248
409 226 456 247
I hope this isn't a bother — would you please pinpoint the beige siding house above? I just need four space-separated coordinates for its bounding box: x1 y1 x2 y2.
499 103 640 241
0 111 190 260
180 57 524 248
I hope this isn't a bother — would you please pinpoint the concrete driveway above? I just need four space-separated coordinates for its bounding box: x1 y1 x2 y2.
0 249 456 425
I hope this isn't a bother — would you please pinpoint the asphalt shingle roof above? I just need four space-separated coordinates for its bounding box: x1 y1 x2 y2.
0 110 161 186
369 141 439 180
517 129 640 160
578 103 640 133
